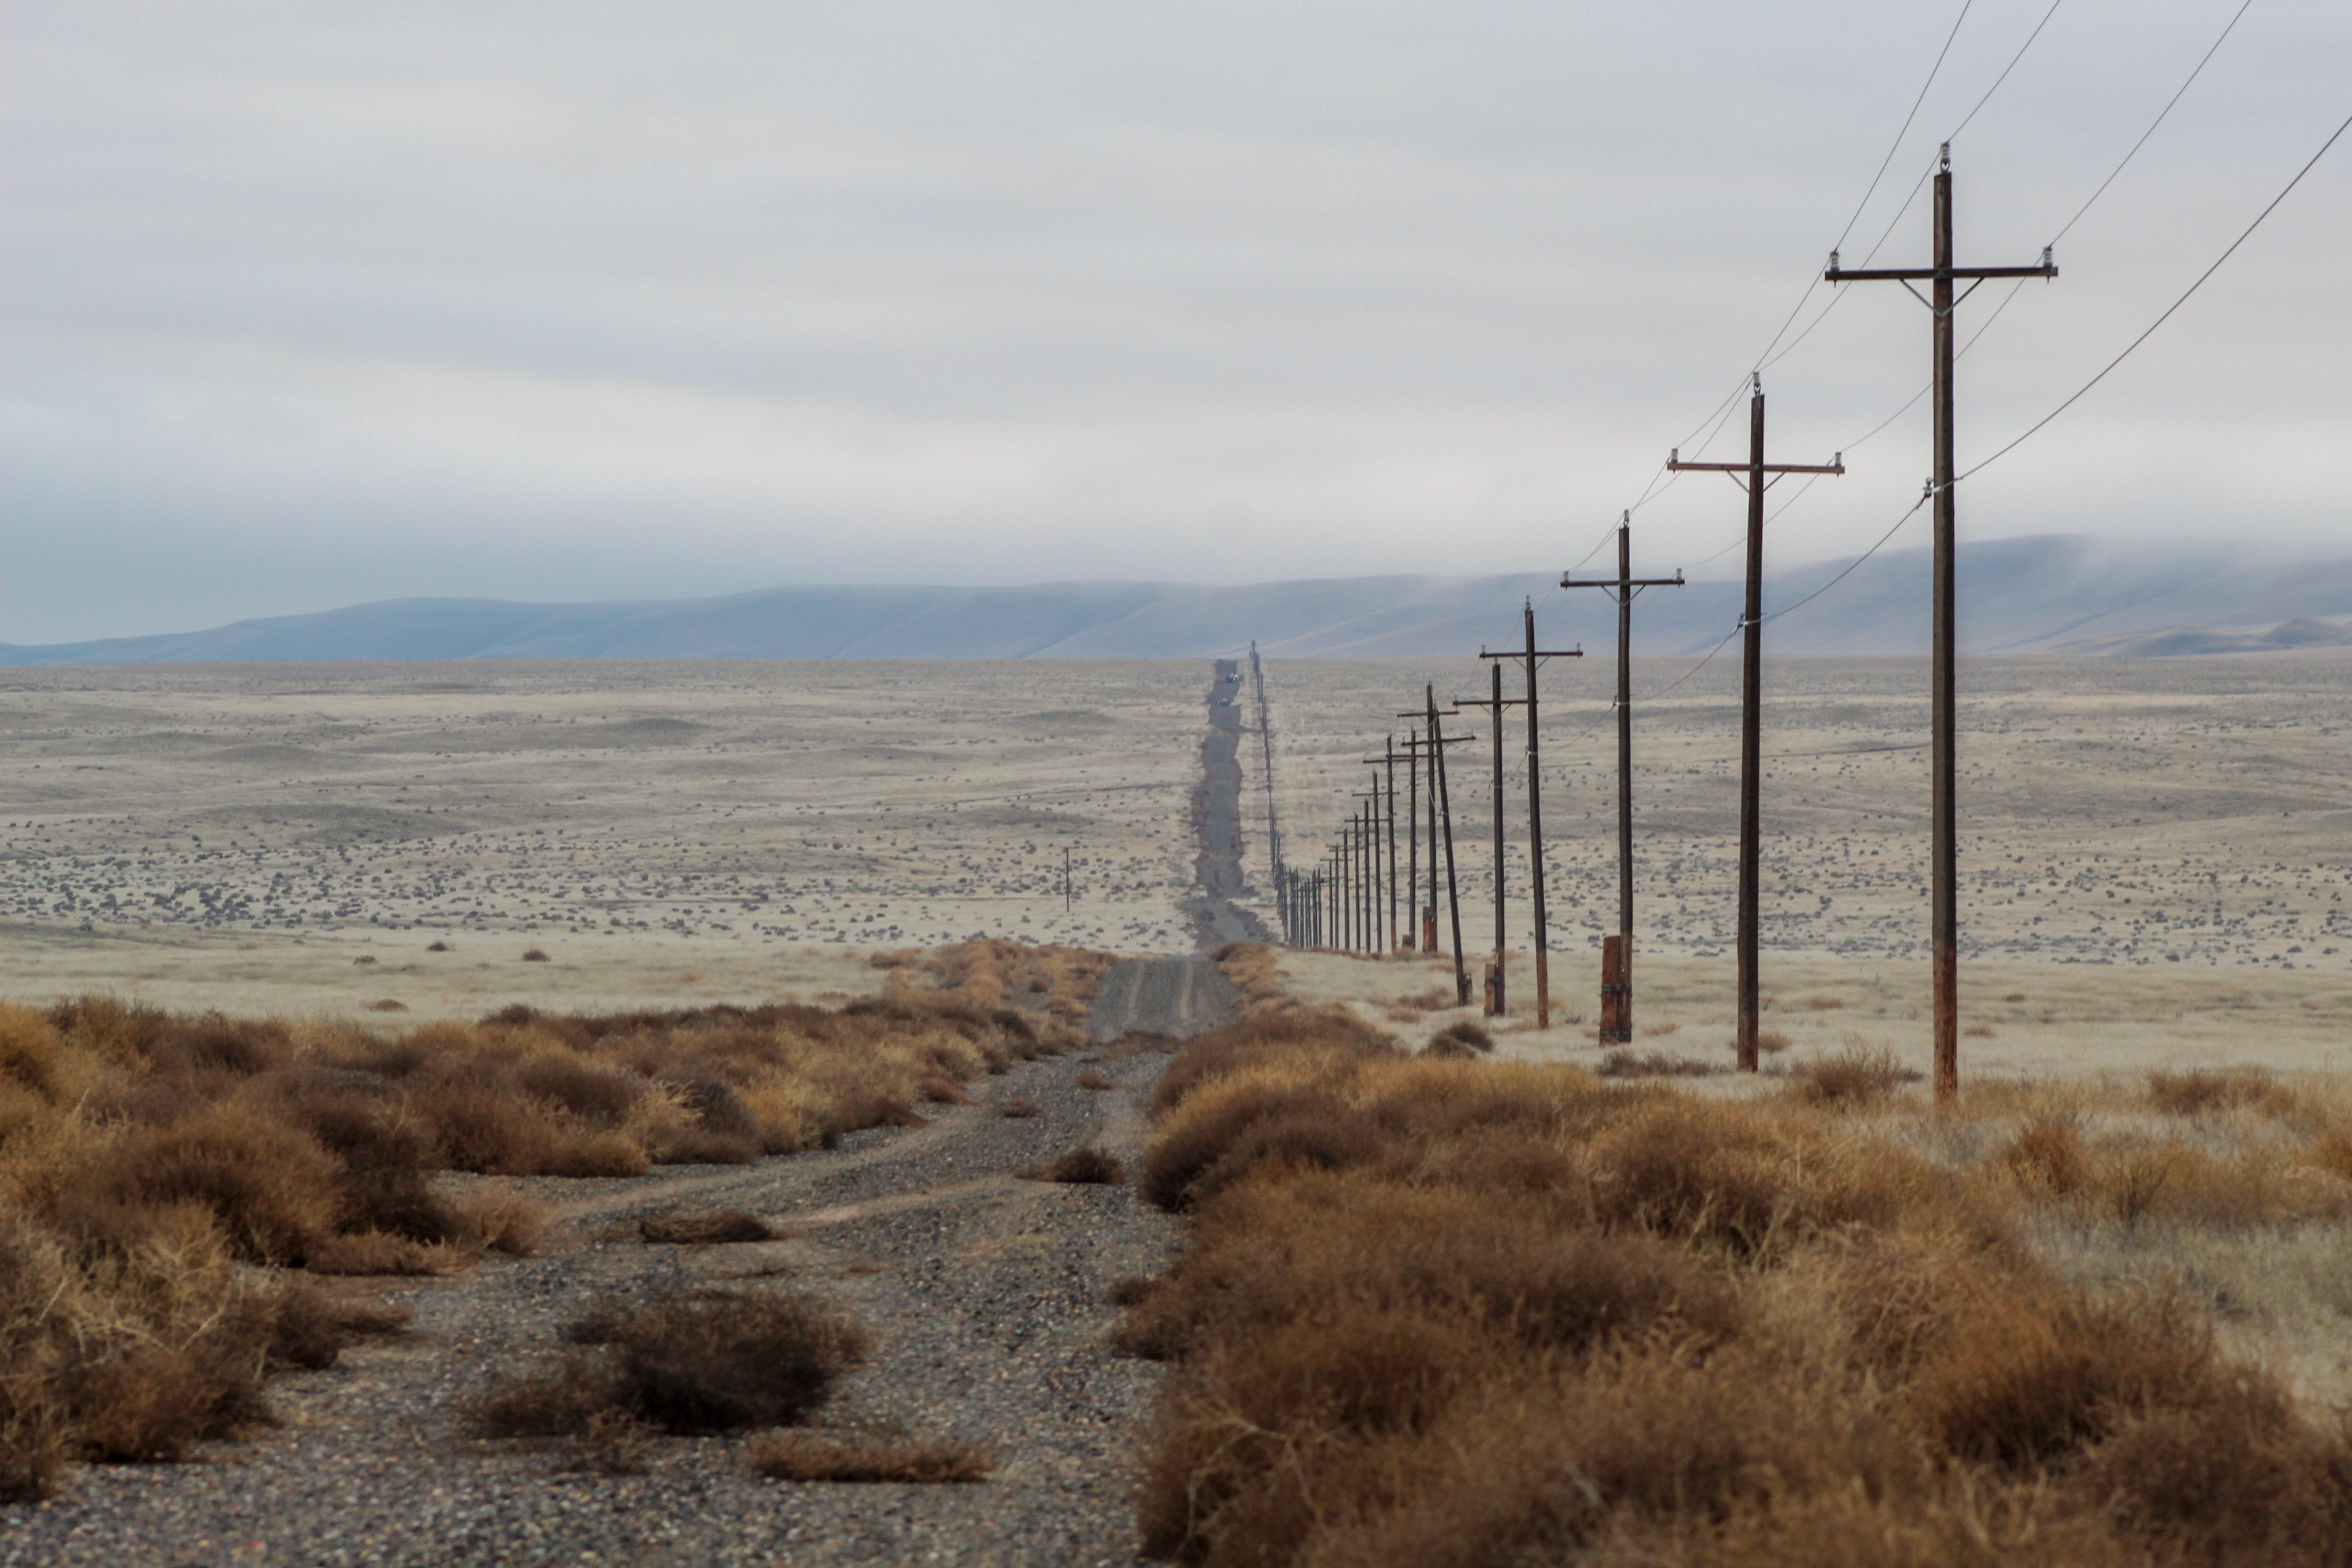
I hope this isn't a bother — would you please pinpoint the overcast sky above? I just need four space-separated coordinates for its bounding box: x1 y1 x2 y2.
4 1 2347 643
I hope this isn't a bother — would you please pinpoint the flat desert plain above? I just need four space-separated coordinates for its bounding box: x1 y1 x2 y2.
0 653 2347 1079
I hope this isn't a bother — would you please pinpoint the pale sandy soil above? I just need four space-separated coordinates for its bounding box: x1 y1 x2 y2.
0 661 1209 1017
1273 948 2352 1081
1240 651 2352 972
3 653 2349 1029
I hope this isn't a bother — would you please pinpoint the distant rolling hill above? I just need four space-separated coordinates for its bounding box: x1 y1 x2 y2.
6 535 2351 664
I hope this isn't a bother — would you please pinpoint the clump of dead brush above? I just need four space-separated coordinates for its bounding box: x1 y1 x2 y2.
1116 1036 2352 1568
1788 1044 1915 1107
996 1096 1041 1119
640 1208 776 1245
1076 1068 1115 1090
1597 1049 1722 1079
748 1428 994 1484
474 1291 869 1439
1019 1147 1125 1185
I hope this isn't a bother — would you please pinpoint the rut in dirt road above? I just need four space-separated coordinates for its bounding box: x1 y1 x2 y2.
1184 659 1271 951
1087 956 1236 1044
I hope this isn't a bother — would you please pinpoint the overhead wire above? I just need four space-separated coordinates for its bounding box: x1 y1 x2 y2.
1959 105 2351 486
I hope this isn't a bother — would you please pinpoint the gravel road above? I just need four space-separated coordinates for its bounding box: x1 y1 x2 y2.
0 1045 1192 1568
1183 660 1270 951
1085 958 1237 1045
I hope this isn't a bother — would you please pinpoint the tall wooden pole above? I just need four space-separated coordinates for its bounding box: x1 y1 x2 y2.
1827 146 2055 1102
1384 738 1399 951
1429 687 1469 1006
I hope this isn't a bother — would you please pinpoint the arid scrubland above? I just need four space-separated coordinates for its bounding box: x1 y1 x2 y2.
0 660 1203 975
1120 979 2352 1566
1242 653 2352 973
0 939 1092 1501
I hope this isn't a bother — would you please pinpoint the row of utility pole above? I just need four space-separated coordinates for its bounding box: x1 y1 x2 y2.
1266 150 2048 1098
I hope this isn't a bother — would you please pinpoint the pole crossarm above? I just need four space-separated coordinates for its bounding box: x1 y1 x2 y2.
1562 573 1684 589
1826 261 2055 281
1666 457 1845 475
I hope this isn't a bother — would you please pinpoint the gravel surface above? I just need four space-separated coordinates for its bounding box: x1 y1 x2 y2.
0 1047 1186 1568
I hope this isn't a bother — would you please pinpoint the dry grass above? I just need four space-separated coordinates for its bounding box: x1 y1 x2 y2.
640 1208 776 1245
476 1292 870 1439
1017 1147 1125 1185
996 1096 1041 1119
1076 1068 1115 1091
0 981 1084 1499
1212 942 1289 1017
1118 1013 2352 1567
747 1429 994 1484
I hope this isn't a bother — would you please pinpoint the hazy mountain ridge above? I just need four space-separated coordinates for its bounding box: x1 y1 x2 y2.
6 536 2349 664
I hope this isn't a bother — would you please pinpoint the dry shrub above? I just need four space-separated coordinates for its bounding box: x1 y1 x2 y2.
425 941 451 952
1118 1021 2352 1568
448 1188 546 1255
1076 1068 1114 1091
925 938 1112 1022
1597 1049 1722 1079
1431 1020 1492 1055
521 948 551 962
1802 995 1846 1011
1964 1023 1997 1038
1149 1007 1397 1117
1018 1147 1124 1185
478 1292 870 1438
747 1429 994 1484
2149 1067 2292 1118
1212 941 1288 1016
996 1096 1041 1119
1754 1029 1792 1054
1904 1291 2223 1470
1 981 1096 1497
366 998 408 1012
640 1208 774 1245
304 1232 465 1275
2002 1111 2088 1194
101 1105 344 1263
1789 1044 1914 1108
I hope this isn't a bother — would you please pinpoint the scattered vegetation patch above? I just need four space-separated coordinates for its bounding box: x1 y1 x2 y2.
1117 1018 2352 1566
0 980 1090 1499
521 949 551 963
747 1429 993 1484
1597 1049 1723 1079
996 1096 1041 1119
1788 1043 1916 1107
476 1292 869 1439
640 1208 775 1245
1076 1069 1115 1091
1018 1147 1125 1185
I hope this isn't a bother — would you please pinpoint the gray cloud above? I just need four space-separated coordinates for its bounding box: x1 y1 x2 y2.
3 0 2347 642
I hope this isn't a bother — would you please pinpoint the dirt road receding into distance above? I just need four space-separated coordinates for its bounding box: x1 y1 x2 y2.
1183 659 1271 951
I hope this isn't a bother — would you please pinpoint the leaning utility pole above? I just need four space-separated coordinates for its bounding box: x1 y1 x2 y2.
1454 664 1520 1015
1481 600 1581 1026
1668 378 1844 1071
1563 514 1684 1042
1828 144 2057 1102
1424 687 1470 1005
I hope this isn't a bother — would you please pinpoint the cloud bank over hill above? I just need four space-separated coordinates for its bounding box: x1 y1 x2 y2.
4 536 2349 666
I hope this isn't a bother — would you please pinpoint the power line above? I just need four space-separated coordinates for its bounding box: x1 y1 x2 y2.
1961 105 2351 485
2049 0 2258 249
1945 0 2065 144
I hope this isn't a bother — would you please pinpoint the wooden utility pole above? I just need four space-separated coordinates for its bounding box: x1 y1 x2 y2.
1667 378 1844 1071
1563 514 1684 1043
1384 738 1400 951
1402 729 1420 949
1480 600 1580 1026
1063 847 1073 913
1248 642 1286 943
1426 687 1470 1005
1452 665 1518 1014
1828 144 2057 1102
